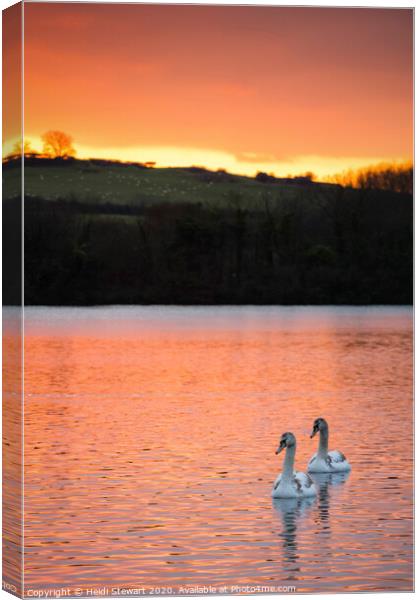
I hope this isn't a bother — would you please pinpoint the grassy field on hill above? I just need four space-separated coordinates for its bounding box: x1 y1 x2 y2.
2 158 413 306
4 158 328 209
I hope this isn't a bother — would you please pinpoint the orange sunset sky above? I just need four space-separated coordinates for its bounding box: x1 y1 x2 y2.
5 2 414 178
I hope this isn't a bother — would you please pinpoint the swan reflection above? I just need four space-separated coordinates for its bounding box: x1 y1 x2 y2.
273 496 315 566
311 471 350 530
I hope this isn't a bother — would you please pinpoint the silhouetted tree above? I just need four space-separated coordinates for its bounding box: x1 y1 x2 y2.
255 171 277 183
14 139 33 155
328 162 413 194
4 139 37 160
42 130 76 159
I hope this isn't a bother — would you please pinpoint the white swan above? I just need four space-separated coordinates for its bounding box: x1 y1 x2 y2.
308 418 351 473
272 432 317 499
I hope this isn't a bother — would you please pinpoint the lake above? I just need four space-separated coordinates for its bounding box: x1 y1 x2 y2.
19 306 413 594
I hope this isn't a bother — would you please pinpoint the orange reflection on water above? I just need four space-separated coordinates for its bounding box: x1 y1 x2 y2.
3 309 23 595
22 307 413 593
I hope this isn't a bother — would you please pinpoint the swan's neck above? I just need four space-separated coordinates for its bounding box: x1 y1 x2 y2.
282 444 296 481
318 427 329 458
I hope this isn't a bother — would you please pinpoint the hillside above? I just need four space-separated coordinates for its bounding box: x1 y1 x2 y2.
3 157 328 209
2 158 413 306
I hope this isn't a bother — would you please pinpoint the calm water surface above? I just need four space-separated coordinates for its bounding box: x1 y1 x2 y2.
22 306 413 593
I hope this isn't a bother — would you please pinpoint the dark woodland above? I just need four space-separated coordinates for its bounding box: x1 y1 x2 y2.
3 159 413 306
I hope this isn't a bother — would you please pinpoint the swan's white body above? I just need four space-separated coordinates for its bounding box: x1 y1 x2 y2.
308 449 351 473
272 434 317 499
272 471 317 499
308 419 351 473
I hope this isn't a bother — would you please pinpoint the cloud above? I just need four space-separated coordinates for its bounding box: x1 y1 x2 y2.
235 151 289 164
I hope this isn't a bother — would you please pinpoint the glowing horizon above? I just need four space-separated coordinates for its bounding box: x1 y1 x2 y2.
5 135 410 182
3 4 413 180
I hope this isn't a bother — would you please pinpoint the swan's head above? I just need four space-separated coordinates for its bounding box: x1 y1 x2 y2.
310 417 328 438
276 432 296 454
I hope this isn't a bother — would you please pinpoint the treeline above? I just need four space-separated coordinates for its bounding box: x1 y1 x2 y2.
14 185 412 306
3 155 153 170
328 162 413 194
